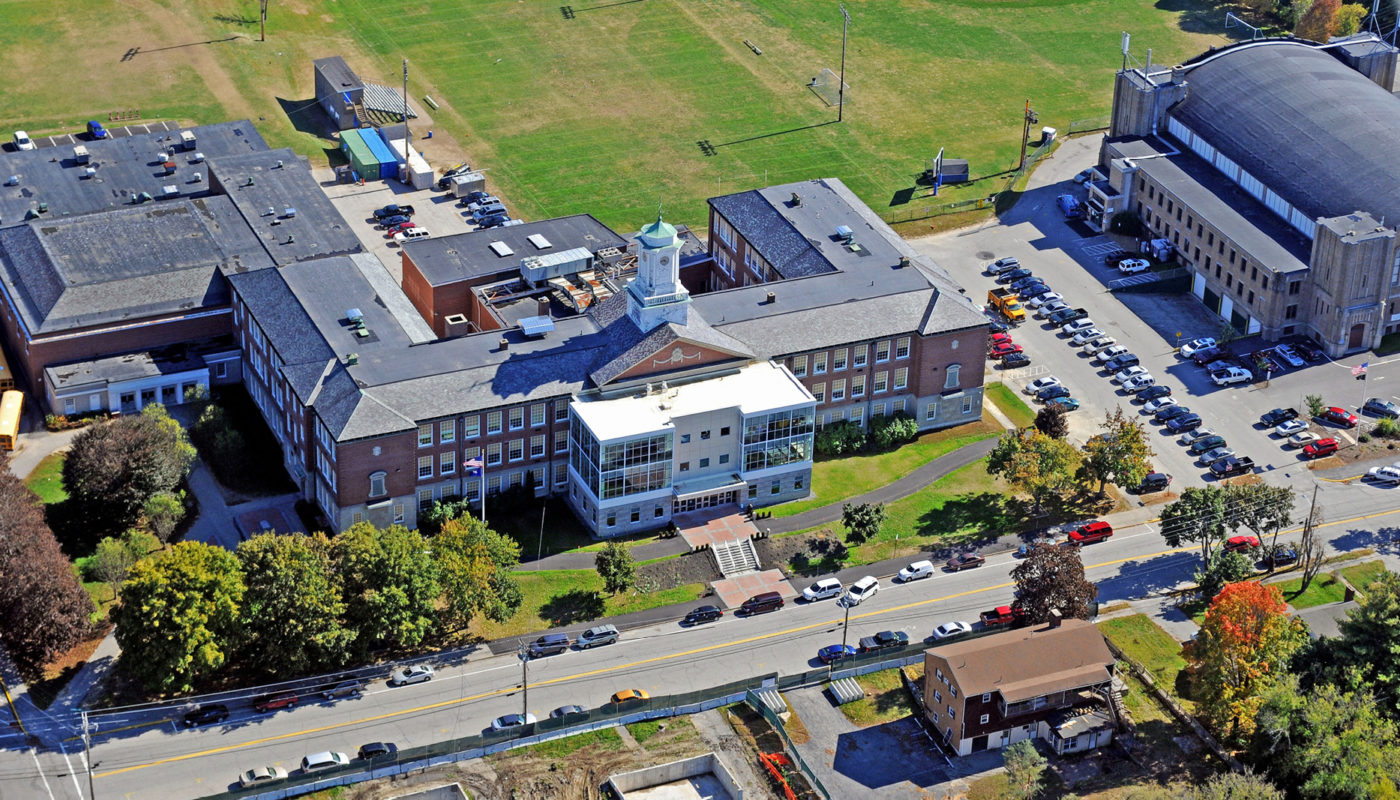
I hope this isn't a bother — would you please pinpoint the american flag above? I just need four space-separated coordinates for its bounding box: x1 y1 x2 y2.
464 457 483 477
1353 362 1370 377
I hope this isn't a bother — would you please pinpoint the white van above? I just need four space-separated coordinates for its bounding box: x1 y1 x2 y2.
13 131 35 151
300 751 349 772
896 560 934 583
801 578 843 602
393 227 431 244
841 576 880 607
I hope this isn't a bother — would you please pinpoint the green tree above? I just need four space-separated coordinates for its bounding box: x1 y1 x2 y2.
1306 394 1326 419
89 536 141 602
1078 407 1154 495
435 516 524 628
142 490 186 542
1160 486 1230 568
112 541 244 692
1001 739 1046 799
63 404 195 536
840 502 887 545
987 428 1081 512
1194 772 1283 800
1033 403 1069 439
1329 572 1400 719
1254 677 1400 800
814 420 865 456
334 523 440 654
1011 543 1098 623
236 533 353 677
1194 550 1254 602
869 412 919 449
1334 3 1369 35
1226 484 1296 548
595 540 636 595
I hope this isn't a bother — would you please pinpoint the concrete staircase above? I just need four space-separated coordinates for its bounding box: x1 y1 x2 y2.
828 677 864 705
712 537 761 577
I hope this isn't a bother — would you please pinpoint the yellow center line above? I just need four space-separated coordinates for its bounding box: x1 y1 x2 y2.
96 505 1400 780
63 718 168 742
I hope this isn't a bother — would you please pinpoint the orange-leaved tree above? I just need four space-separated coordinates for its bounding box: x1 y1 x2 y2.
1296 0 1342 41
1185 580 1308 743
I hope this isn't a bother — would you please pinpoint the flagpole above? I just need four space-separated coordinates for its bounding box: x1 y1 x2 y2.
480 460 487 523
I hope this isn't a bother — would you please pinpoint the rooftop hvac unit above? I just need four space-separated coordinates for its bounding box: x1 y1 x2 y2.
160 185 179 199
191 172 202 183
346 353 358 366
835 225 854 243
264 207 276 216
519 315 555 338
346 308 364 323
83 167 97 179
191 152 205 163
284 207 297 218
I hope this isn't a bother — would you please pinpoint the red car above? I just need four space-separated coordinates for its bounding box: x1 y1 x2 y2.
1323 406 1359 428
1224 535 1260 553
1068 520 1113 544
252 690 298 712
1303 437 1339 458
386 221 418 237
990 341 1024 358
988 333 1013 348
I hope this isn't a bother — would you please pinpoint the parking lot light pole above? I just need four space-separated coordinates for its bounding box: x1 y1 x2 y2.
839 601 852 658
516 641 529 719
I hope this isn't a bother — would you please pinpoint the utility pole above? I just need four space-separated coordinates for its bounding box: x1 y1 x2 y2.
259 0 268 42
536 504 547 569
838 4 851 123
81 710 96 800
838 601 852 663
402 58 410 141
516 641 529 719
1018 99 1039 171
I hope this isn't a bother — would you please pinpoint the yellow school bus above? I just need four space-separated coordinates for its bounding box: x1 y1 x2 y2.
0 391 21 451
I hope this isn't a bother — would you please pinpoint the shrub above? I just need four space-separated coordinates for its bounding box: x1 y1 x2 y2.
869 412 918 450
1109 211 1142 237
1374 417 1400 439
815 420 866 456
1359 433 1371 443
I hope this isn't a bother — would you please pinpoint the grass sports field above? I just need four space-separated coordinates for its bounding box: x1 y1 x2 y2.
0 0 1224 231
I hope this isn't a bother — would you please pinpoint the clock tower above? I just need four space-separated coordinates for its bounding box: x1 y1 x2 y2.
627 209 691 332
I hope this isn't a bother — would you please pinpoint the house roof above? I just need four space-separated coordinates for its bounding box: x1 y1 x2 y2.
314 56 361 92
588 292 753 387
1170 39 1400 229
928 620 1115 703
207 149 362 265
403 214 628 287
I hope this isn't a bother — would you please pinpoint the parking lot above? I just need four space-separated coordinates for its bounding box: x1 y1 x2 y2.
911 134 1395 493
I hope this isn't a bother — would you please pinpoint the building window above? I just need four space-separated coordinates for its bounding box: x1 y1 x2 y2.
393 504 405 524
896 336 911 359
529 403 545 426
719 454 730 464
556 402 570 421
509 407 524 430
369 472 387 497
531 435 545 458
701 429 711 440
63 397 76 415
812 382 826 403
934 690 942 702
630 507 641 523
813 352 827 374
944 365 961 390
487 442 502 466
699 457 710 468
418 487 434 506
962 396 975 414
748 484 758 499
654 505 664 517
894 367 908 390
850 406 864 426
1261 276 1268 290
1286 304 1299 320
833 348 847 370
487 411 502 434
418 424 433 447
440 452 455 474
1290 280 1302 295
606 512 617 527
853 345 867 368
873 371 888 393
466 415 480 438
771 482 781 495
926 401 939 421
876 340 891 362
792 355 807 377
1248 290 1255 305
509 439 524 462
852 375 866 398
1226 274 1233 288
440 420 455 444
555 430 569 453
794 474 804 490
679 462 690 472
832 379 846 402
982 693 991 702
980 714 990 724
721 426 730 436
949 707 956 719
417 456 433 479
681 433 691 444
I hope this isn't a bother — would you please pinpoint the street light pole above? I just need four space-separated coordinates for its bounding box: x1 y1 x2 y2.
516 641 529 718
81 710 96 800
839 601 852 656
838 4 851 123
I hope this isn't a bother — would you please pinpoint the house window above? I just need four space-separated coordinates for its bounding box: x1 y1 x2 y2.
487 442 502 466
418 456 433 479
813 383 826 403
64 397 76 415
894 367 908 390
813 352 827 374
982 693 991 702
944 365 961 390
555 430 569 453
833 348 847 370
980 714 990 724
852 375 865 398
369 472 387 497
393 504 405 524
509 407 524 430
873 371 888 393
466 415 480 438
792 355 808 377
556 402 570 421
351 512 364 525
719 454 730 464
896 337 911 359
876 340 891 362
487 411 502 434
531 435 545 458
440 420 455 444
440 452 455 474
853 345 868 367
509 439 524 462
832 380 846 402
699 457 710 468
721 426 730 436
418 424 433 447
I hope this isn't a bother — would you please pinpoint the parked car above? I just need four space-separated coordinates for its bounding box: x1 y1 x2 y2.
1190 347 1223 366
1025 291 1062 309
182 703 229 727
357 742 398 760
1035 299 1070 319
1274 419 1308 437
577 625 620 648
1102 353 1139 372
1154 404 1190 423
394 227 432 243
996 268 1032 284
386 221 418 236
300 752 351 773
986 316 1010 334
682 605 724 625
1142 396 1177 414
1224 535 1261 553
930 621 973 640
1047 307 1089 326
1303 438 1339 458
1179 428 1219 445
1286 431 1321 448
1117 258 1150 274
1036 385 1072 403
740 592 785 615
476 213 510 229
1001 352 1031 369
1113 365 1148 384
1093 345 1129 364
388 665 435 686
1068 521 1113 544
945 552 986 571
1188 435 1228 455
1322 406 1359 428
377 214 411 229
1070 328 1105 346
322 679 363 699
1010 277 1048 295
491 713 538 731
1124 374 1159 393
373 203 415 220
801 578 843 602
1046 397 1080 412
990 341 1024 358
840 576 880 607
12 131 35 151
1211 366 1252 386
858 630 910 652
1138 472 1172 493
1264 548 1299 568
1260 408 1299 427
86 120 108 140
1211 456 1255 478
528 633 571 657
1179 337 1216 357
611 689 650 704
1074 167 1097 184
817 644 857 664
458 190 491 204
436 163 473 188
1103 249 1132 266
550 705 586 719
1366 465 1400 485
897 560 935 582
253 691 298 713
1082 335 1116 354
1294 341 1324 362
1165 413 1203 434
239 766 288 788
1274 344 1305 368
1060 319 1097 337
987 256 1021 274
1198 446 1237 465
1364 398 1400 419
1024 376 1061 395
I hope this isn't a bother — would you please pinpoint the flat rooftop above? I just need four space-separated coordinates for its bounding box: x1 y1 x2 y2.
572 360 813 441
45 337 237 392
208 149 362 265
625 775 733 800
403 214 628 287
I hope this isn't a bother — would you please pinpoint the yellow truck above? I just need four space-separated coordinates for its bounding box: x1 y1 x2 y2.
987 288 1025 322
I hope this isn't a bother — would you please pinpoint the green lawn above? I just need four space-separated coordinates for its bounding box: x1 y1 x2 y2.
473 568 704 641
513 727 623 760
770 417 1000 518
1273 572 1349 609
849 460 1012 563
984 382 1034 428
837 667 918 727
1097 614 1194 712
1339 560 1389 592
22 452 68 505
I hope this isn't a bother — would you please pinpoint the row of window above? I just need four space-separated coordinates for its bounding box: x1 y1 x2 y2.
679 426 729 444
416 402 567 447
809 367 911 403
790 338 912 378
364 463 567 511
370 432 569 496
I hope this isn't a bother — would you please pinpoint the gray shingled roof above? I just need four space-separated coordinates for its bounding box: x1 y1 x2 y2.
587 293 753 387
208 149 362 265
1171 40 1400 228
709 192 833 279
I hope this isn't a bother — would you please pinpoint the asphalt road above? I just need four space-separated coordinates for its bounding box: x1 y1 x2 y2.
8 484 1400 799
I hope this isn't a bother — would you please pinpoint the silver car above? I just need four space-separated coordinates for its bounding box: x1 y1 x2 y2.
389 665 435 686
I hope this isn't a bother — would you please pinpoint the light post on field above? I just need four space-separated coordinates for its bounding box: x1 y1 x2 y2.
838 4 851 123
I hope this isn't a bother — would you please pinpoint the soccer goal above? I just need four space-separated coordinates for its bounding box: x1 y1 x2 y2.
808 68 850 107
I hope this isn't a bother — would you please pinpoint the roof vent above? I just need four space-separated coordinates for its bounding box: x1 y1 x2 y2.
898 256 910 269
275 159 284 169
4 176 18 186
346 353 359 366
527 233 553 250
766 291 777 304
264 207 275 216
284 207 297 218
499 337 510 351
790 192 802 206
245 177 255 187
191 172 202 183
490 241 515 257
191 152 205 163
286 234 295 244
84 167 97 179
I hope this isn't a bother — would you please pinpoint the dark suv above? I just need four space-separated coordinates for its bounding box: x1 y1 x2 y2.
1102 354 1140 373
1138 472 1172 493
527 633 571 658
182 703 229 727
